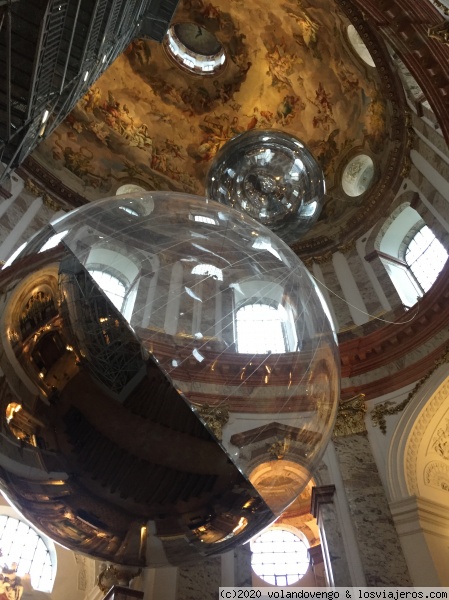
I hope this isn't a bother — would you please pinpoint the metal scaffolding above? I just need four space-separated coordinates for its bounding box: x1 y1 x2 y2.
0 0 179 182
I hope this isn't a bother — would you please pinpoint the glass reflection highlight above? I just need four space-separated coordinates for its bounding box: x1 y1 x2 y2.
0 192 339 567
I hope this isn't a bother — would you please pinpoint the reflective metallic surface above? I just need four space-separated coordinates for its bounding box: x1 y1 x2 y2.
0 192 339 566
206 130 326 242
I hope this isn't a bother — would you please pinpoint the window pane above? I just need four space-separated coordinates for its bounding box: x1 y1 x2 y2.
250 527 309 586
405 226 447 293
0 516 54 592
236 303 287 354
89 269 127 311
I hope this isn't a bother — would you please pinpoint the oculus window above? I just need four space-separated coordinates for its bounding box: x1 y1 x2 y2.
250 527 309 586
341 154 375 197
164 23 226 75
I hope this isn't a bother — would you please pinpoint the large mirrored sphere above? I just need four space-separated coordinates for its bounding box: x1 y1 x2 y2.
206 130 326 242
0 192 339 567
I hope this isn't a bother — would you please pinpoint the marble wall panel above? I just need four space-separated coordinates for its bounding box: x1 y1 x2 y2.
177 557 221 600
346 250 381 322
333 433 412 586
319 501 351 586
234 545 253 587
413 114 449 159
317 261 353 333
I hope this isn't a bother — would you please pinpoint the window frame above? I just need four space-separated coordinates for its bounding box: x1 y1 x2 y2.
235 299 297 354
250 525 310 587
403 224 448 294
0 511 56 593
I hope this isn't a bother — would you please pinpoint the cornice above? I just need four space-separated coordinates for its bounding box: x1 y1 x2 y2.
339 260 449 378
18 157 89 210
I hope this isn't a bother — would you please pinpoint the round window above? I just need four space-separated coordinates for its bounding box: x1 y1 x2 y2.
250 527 309 586
164 23 226 75
347 25 375 67
116 184 147 195
342 154 375 197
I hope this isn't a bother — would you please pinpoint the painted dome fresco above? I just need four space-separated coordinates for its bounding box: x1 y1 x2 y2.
31 0 407 254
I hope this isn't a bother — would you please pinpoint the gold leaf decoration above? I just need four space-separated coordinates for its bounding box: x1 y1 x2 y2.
267 436 291 460
371 343 449 434
333 394 367 437
195 403 229 440
428 21 449 44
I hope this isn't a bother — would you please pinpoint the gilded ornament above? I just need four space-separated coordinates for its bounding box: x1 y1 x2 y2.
427 21 449 44
97 564 141 594
400 156 411 178
267 436 291 460
24 178 44 197
312 251 333 265
337 238 356 255
43 193 63 212
333 394 367 437
302 257 314 269
195 403 229 440
431 0 449 16
371 343 449 433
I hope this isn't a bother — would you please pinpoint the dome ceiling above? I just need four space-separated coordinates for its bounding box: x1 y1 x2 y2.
31 0 408 254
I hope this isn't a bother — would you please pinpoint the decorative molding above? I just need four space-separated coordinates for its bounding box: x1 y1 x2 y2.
336 238 357 255
424 460 449 492
266 436 291 460
371 343 449 434
18 156 89 209
97 565 141 595
43 194 64 212
75 554 88 591
333 394 367 437
400 155 411 179
405 377 449 495
24 178 43 197
427 21 449 45
430 0 449 16
24 178 64 212
431 418 449 461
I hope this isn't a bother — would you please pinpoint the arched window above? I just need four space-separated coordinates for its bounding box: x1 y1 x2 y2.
236 303 289 354
88 269 127 312
250 527 309 586
192 263 223 281
405 225 447 293
0 515 55 592
378 206 448 306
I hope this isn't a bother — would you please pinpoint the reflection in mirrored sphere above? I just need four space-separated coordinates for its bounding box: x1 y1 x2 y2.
0 192 339 567
206 130 326 242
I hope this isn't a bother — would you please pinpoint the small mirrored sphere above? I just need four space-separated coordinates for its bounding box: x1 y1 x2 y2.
0 192 339 566
206 130 326 242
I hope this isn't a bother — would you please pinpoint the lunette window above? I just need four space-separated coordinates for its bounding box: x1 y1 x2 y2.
0 515 54 592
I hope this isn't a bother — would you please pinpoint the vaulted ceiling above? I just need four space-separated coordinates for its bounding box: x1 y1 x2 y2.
30 0 409 255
